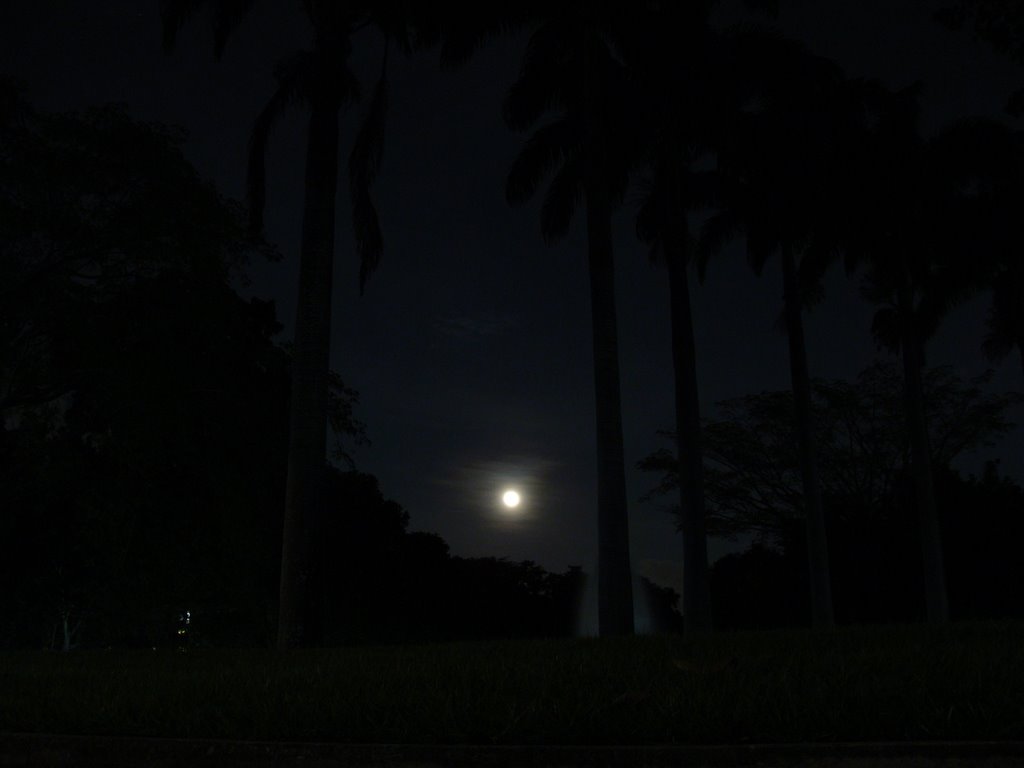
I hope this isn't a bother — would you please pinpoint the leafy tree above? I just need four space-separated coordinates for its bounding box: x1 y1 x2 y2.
1 275 370 648
639 361 1022 549
708 461 1024 628
161 0 435 648
0 86 269 648
0 91 365 648
0 82 264 420
935 1 1024 115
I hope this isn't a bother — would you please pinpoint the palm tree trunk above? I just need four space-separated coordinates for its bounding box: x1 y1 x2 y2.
583 30 633 637
896 271 949 624
278 97 340 650
585 178 634 637
781 247 834 628
1018 339 1024 384
663 169 711 633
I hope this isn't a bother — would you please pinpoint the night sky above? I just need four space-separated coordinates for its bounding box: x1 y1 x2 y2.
4 0 1022 617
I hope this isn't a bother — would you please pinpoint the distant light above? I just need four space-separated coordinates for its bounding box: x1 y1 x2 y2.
502 490 521 508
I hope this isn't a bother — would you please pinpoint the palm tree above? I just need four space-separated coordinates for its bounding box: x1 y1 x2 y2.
623 4 786 633
503 3 641 636
845 86 1000 624
625 1 723 632
692 36 869 628
634 161 714 632
161 0 427 648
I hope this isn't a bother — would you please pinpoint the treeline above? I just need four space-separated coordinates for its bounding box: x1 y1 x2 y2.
642 364 1024 628
706 462 1024 629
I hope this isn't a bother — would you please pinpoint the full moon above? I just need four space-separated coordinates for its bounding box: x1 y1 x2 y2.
502 490 521 508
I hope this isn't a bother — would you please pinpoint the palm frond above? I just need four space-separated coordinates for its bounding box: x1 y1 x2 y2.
503 73 568 134
437 3 537 69
634 183 661 251
246 68 307 233
870 306 901 354
797 244 835 310
505 118 579 206
518 20 570 83
696 209 742 283
159 0 257 59
350 46 390 294
212 0 259 59
633 169 685 263
539 155 584 245
859 267 895 306
683 168 720 210
503 23 575 132
745 229 777 277
159 0 208 53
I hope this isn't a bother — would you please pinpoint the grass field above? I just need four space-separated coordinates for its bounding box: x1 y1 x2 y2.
1 620 1022 745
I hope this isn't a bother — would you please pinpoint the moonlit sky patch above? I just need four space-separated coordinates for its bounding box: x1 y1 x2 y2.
429 455 586 564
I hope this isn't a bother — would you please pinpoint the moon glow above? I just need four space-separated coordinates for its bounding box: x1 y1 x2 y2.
502 489 521 508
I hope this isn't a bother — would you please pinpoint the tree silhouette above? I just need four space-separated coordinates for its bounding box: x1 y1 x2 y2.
625 1 722 633
503 4 639 636
161 0 429 648
940 121 1024 383
935 1 1024 115
0 88 374 648
939 460 1024 620
709 543 806 630
936 7 1024 381
692 36 872 628
306 469 591 644
707 461 1024 628
639 361 1021 550
621 4 785 633
846 86 1011 623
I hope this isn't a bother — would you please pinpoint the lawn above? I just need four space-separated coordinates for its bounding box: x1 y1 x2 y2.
1 620 1022 745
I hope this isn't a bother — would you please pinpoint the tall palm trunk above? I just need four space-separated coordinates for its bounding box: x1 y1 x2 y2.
896 269 949 624
585 175 634 637
664 166 711 632
781 247 834 628
1019 340 1024 384
278 95 340 650
583 28 633 637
